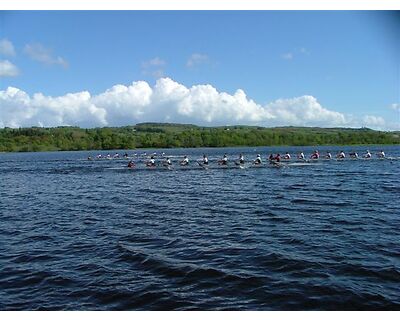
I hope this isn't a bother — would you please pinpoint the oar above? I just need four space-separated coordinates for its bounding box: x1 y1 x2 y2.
197 161 208 170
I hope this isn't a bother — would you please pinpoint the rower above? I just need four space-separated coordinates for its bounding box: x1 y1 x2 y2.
238 153 245 164
219 154 228 165
123 153 129 158
202 154 209 165
273 153 281 162
337 151 345 159
180 155 189 166
127 160 135 168
349 152 358 159
164 157 172 166
310 150 320 159
146 156 156 167
298 152 305 160
113 153 120 158
268 154 274 161
377 150 385 158
254 154 262 164
325 151 332 159
283 152 291 160
364 150 372 158
87 156 93 161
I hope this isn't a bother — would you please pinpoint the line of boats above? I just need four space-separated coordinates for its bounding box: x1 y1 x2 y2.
89 149 398 171
88 149 387 161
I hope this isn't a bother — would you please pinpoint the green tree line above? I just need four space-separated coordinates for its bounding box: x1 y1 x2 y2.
0 123 399 152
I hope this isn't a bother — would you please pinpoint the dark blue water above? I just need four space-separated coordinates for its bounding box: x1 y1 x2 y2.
1 145 399 310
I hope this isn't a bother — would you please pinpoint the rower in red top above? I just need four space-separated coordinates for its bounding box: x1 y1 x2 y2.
310 150 320 159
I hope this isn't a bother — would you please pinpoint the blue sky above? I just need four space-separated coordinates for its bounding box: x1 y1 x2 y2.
0 11 399 129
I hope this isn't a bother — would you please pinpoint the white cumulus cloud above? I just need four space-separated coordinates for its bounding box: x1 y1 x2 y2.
0 39 16 56
362 115 386 129
264 96 347 127
0 77 388 130
24 43 68 68
0 60 19 77
362 115 385 126
0 87 106 128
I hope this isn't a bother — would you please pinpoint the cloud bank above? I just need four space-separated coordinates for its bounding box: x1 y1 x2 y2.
0 77 389 130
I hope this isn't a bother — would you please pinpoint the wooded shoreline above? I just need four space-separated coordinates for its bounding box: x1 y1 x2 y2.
0 123 399 152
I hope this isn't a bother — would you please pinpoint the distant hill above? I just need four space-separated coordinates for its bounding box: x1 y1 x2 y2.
0 123 399 152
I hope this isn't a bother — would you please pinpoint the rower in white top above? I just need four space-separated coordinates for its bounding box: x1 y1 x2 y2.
202 154 209 165
325 151 332 159
254 154 262 165
283 152 291 160
337 151 346 159
298 152 305 160
180 155 190 166
146 156 156 167
218 154 228 165
377 150 385 158
237 153 245 165
364 150 372 158
349 152 358 159
164 157 172 167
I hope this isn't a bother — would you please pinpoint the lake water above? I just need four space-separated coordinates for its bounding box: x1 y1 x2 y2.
0 145 399 310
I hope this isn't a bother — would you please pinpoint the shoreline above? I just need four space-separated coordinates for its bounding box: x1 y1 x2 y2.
0 143 399 154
